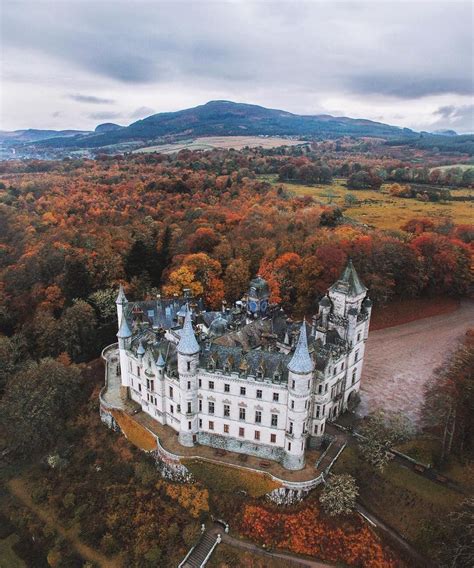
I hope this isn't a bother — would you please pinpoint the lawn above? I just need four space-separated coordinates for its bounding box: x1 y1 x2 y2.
261 175 474 230
333 444 464 551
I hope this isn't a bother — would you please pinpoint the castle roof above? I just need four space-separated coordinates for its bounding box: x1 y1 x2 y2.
288 320 314 374
116 284 128 304
177 307 200 355
329 259 367 297
249 275 270 299
117 315 132 338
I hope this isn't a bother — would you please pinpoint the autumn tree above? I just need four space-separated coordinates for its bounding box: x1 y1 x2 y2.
358 411 413 472
224 258 250 302
320 474 358 516
0 358 83 457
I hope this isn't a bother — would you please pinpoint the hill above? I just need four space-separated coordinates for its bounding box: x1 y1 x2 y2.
28 100 417 150
0 128 90 144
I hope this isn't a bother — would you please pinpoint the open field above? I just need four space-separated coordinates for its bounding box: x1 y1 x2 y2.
260 175 474 230
133 136 308 154
429 163 474 172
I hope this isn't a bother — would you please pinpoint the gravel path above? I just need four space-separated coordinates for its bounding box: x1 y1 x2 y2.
358 299 474 425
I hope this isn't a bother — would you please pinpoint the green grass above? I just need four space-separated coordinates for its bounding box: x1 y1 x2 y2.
0 534 26 568
333 444 463 548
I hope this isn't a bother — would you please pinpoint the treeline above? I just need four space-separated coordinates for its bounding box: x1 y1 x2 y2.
0 151 472 369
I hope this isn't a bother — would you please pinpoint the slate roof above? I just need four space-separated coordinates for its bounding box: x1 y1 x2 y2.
123 297 204 330
117 315 132 338
177 308 200 355
329 259 367 297
288 321 314 374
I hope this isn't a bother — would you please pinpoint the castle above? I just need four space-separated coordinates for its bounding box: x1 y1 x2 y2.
115 260 372 471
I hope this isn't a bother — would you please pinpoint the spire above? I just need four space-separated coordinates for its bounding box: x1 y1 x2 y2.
117 315 132 338
288 320 314 374
330 258 367 296
156 351 165 367
116 284 128 305
177 306 200 355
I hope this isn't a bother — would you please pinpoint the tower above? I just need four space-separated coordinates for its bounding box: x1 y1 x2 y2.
247 275 270 317
176 306 200 447
116 285 128 326
116 315 132 398
328 259 367 319
283 321 314 470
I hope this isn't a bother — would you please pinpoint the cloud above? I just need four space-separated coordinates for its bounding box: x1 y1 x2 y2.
1 1 473 132
129 106 155 119
68 93 115 104
87 111 123 121
431 104 474 131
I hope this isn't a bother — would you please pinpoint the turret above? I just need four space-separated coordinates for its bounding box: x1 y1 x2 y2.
116 315 132 398
347 306 358 345
328 259 367 317
283 321 314 470
247 275 270 317
318 295 331 328
116 284 128 326
177 307 200 447
362 297 373 340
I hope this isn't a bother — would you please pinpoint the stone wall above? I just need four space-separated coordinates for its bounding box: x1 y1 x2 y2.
197 431 285 462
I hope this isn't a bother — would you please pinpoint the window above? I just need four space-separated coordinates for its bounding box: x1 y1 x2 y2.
318 384 323 394
209 381 214 390
224 404 230 417
289 422 293 434
291 380 295 389
254 430 260 441
187 380 191 390
240 386 246 396
169 386 173 398
209 421 214 430
333 367 337 376
198 379 202 387
291 399 295 410
137 367 141 377
307 380 310 389
187 402 192 414
316 405 320 418
325 384 328 393
255 410 262 423
187 361 191 371
256 389 262 399
239 408 246 421
271 414 278 427
322 405 326 417
224 424 229 434
170 404 174 414
224 383 230 393
352 369 357 385
146 379 150 389
270 433 276 443
355 350 359 363
199 418 202 428
239 427 245 437
288 442 292 451
129 361 132 372
341 362 345 370
188 421 192 430
208 402 215 414
150 380 154 390
138 384 142 392
357 332 361 342
314 424 318 434
199 399 202 412
273 392 279 402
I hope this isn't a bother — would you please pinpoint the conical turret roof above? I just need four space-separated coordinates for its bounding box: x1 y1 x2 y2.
330 259 367 296
288 320 314 374
116 284 128 304
156 351 165 367
137 341 145 356
177 306 200 355
117 315 132 338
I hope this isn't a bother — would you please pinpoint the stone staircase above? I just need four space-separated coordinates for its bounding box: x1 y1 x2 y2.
179 531 219 568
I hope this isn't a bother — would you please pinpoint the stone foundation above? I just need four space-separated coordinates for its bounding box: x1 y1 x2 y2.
281 452 305 471
197 431 285 463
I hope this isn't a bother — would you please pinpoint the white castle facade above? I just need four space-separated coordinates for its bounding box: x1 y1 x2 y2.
115 260 372 471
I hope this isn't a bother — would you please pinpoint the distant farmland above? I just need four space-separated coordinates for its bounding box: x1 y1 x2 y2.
133 136 308 154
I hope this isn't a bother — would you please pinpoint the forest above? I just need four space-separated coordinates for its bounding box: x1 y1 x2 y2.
0 140 472 567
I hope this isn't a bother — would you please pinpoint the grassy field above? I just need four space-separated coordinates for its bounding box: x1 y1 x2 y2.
261 175 473 230
133 136 307 154
0 534 25 568
429 163 474 172
333 444 464 550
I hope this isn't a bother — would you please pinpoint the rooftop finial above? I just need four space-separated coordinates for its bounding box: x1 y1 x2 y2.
177 305 200 355
288 319 314 374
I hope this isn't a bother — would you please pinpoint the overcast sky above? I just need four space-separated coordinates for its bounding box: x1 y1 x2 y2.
1 0 473 133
